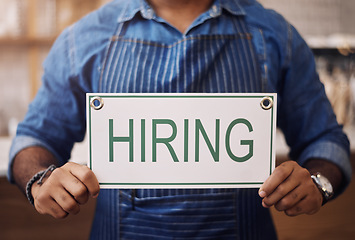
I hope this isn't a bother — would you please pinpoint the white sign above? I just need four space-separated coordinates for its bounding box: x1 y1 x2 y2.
87 93 277 189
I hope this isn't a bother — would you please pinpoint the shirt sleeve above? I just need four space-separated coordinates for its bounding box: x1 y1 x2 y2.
7 4 117 183
7 27 88 183
276 23 351 194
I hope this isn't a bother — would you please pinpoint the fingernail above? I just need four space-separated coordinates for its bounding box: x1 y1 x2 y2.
259 190 267 198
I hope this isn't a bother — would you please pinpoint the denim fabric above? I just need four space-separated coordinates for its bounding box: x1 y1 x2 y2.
91 189 277 239
8 0 351 239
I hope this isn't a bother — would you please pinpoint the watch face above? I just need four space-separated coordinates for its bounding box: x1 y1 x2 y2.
318 175 333 193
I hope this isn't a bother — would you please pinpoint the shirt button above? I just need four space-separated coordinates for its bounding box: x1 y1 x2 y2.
146 8 154 19
210 5 219 17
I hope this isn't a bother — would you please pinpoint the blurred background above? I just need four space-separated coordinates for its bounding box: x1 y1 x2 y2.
0 0 354 239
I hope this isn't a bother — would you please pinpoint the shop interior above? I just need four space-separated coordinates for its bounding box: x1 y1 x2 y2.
0 0 354 239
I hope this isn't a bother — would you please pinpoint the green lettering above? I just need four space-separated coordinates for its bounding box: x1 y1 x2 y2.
109 119 134 162
184 119 189 162
195 119 220 162
225 118 253 162
152 119 179 162
141 119 146 162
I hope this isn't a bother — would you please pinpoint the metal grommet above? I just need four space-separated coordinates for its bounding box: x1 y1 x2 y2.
90 96 104 110
260 96 273 110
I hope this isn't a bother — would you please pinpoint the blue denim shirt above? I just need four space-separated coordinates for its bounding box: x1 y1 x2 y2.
9 0 351 185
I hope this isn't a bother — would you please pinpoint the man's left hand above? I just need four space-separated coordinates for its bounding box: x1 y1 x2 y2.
259 161 323 216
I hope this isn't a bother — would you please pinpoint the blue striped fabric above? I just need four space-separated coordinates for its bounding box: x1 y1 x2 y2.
120 190 238 239
91 189 277 239
99 19 261 94
90 12 276 240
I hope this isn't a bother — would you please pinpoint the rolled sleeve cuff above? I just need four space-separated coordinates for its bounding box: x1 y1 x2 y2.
298 140 352 195
7 135 64 183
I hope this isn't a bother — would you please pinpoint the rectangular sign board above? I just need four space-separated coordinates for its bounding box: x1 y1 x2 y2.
87 93 277 189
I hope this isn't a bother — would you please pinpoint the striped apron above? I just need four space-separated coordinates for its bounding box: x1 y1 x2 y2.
90 15 277 240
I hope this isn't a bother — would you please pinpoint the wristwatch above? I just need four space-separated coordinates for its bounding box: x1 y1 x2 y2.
311 172 334 205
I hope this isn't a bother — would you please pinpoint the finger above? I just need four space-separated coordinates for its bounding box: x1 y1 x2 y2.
49 165 90 204
259 161 295 198
284 179 323 216
262 175 300 208
64 163 100 198
35 193 68 219
61 175 90 204
273 185 306 211
51 188 81 215
36 170 81 216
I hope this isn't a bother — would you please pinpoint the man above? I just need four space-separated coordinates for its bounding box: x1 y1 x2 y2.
9 0 351 239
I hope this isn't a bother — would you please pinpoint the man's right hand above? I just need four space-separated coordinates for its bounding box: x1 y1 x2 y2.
31 162 100 219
